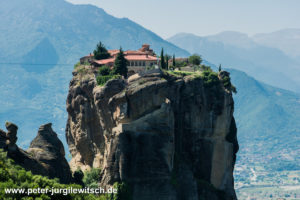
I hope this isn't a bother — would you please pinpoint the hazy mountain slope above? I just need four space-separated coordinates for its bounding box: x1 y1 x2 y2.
253 28 300 62
0 0 189 150
230 69 300 170
168 32 300 93
168 33 300 170
1 0 299 176
0 0 189 60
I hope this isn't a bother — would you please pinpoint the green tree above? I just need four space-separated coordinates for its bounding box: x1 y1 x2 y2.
0 149 98 200
218 64 222 72
99 65 111 76
93 42 110 60
172 54 176 67
165 54 171 70
113 48 128 78
113 182 132 200
83 168 101 189
160 48 166 69
189 54 202 65
73 168 84 186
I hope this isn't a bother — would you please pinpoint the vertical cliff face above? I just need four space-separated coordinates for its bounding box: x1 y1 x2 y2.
66 69 239 200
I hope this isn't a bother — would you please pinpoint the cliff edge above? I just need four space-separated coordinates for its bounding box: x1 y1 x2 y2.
66 68 239 200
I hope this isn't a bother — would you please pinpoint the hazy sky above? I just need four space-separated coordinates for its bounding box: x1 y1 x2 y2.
66 0 300 39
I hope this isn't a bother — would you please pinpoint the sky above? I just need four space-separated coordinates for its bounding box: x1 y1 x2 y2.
66 0 300 39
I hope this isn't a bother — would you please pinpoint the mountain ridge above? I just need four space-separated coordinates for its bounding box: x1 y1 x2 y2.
0 0 189 150
168 31 300 93
253 28 300 60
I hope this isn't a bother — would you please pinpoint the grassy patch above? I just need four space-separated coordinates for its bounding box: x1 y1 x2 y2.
165 70 197 77
76 65 88 75
74 61 90 69
74 61 81 69
96 75 121 86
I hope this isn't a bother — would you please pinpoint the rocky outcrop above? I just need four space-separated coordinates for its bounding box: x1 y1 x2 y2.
27 123 73 184
0 122 48 176
66 69 239 199
0 122 18 151
0 122 72 184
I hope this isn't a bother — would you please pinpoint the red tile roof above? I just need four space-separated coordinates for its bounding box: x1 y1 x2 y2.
89 45 158 65
125 55 157 61
108 50 120 56
124 50 147 55
93 58 115 65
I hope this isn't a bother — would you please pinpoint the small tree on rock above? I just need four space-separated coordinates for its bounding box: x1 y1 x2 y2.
73 169 84 186
99 65 111 76
93 42 110 60
165 54 171 70
113 47 128 78
160 48 166 69
172 54 176 67
189 54 202 65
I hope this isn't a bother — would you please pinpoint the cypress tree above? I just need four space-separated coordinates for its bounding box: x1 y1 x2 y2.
172 54 176 67
160 48 165 69
113 47 128 78
165 54 170 70
93 42 110 60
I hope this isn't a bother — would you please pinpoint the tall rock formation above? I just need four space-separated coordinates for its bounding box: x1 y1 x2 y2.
27 123 73 184
0 122 72 184
66 68 239 199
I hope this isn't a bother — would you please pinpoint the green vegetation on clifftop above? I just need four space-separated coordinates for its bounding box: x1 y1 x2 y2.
0 150 94 200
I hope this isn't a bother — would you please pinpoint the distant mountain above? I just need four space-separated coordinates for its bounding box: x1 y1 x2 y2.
253 28 300 62
168 34 300 172
0 0 189 60
206 31 257 49
168 32 300 93
1 0 299 176
229 69 300 170
0 0 189 150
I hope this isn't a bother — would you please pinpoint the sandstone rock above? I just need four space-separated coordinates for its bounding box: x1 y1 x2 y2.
66 69 239 199
27 123 73 184
0 129 7 149
0 122 48 177
1 121 73 184
5 122 18 150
